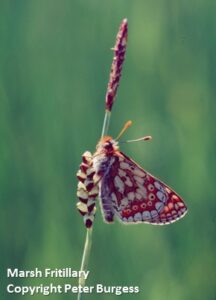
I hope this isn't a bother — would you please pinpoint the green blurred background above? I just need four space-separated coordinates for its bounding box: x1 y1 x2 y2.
0 1 215 299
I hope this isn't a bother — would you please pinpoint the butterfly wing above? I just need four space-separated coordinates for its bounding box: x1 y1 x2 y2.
99 151 187 225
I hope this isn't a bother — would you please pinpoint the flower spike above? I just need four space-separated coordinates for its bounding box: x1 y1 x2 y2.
105 18 128 112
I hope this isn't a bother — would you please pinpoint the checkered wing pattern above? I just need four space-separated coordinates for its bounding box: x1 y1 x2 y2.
99 152 187 225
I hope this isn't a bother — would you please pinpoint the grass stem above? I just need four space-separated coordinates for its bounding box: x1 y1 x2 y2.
77 110 111 300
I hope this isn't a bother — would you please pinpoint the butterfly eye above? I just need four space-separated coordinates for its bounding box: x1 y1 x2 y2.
104 142 113 151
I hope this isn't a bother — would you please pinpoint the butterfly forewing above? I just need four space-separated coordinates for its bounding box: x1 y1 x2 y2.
99 151 187 225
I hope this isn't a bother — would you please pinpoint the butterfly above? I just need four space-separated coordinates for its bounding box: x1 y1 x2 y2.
77 122 187 227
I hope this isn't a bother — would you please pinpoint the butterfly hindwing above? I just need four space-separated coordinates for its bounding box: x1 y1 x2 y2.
99 151 187 225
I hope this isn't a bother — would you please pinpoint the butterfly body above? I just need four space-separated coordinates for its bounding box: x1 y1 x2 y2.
92 136 187 225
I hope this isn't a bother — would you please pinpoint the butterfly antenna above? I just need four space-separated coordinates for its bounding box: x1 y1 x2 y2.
116 120 132 141
126 135 152 143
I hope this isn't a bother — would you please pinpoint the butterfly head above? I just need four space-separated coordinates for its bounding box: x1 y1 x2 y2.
96 136 119 155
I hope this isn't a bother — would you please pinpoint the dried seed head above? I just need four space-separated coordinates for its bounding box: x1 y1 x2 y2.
105 19 128 112
76 151 99 228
